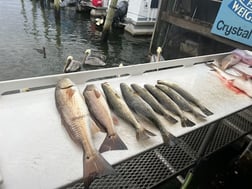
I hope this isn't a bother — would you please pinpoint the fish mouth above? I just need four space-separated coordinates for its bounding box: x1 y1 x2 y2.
102 82 109 86
57 78 75 89
84 84 96 91
59 85 74 89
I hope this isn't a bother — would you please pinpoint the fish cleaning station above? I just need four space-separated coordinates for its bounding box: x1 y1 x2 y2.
1 52 252 188
0 0 252 189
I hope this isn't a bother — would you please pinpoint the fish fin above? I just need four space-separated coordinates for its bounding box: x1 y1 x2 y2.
181 117 195 127
90 119 101 134
136 128 156 141
200 107 213 116
145 128 156 136
94 89 101 98
60 119 82 146
164 114 178 124
115 93 121 99
83 152 116 188
99 134 128 153
112 115 119 125
192 110 207 121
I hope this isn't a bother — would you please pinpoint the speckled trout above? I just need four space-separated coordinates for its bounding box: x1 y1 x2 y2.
101 82 155 140
120 83 179 146
131 83 177 124
144 84 195 127
156 84 206 121
55 78 115 188
83 84 127 153
157 80 213 116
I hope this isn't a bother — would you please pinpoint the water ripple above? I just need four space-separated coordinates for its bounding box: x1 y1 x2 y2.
0 0 150 81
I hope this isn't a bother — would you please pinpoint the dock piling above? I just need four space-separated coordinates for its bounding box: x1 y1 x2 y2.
101 0 118 41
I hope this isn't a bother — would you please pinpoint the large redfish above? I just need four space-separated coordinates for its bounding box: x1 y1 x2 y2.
55 78 115 188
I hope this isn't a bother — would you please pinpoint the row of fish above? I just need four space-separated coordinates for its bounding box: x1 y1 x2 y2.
102 81 212 146
55 77 213 188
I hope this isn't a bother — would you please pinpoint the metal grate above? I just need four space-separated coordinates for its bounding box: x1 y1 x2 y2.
156 143 195 171
180 125 209 154
63 106 252 189
204 120 241 156
67 148 174 189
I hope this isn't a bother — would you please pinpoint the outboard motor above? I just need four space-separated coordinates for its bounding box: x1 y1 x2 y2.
112 1 128 28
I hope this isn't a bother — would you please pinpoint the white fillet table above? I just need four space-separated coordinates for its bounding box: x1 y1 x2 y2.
0 52 252 189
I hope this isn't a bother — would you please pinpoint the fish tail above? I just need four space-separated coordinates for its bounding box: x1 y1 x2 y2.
181 117 195 127
83 152 116 188
192 110 207 121
136 128 156 141
200 107 213 116
99 133 128 153
164 113 178 124
161 130 180 146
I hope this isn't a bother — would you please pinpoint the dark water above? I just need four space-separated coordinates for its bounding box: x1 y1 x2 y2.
0 0 151 81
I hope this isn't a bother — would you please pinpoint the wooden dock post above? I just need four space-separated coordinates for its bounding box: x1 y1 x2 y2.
54 0 61 11
101 0 118 41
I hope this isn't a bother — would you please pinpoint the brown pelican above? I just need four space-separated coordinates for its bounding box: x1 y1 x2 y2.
83 49 107 66
63 56 81 73
150 47 165 62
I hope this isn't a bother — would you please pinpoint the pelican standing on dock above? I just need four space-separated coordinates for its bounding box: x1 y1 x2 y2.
83 49 107 66
63 56 81 73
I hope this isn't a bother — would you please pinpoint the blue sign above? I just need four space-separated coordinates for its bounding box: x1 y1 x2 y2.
211 0 252 47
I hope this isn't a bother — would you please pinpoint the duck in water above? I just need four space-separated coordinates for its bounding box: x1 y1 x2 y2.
83 49 107 66
63 56 81 73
